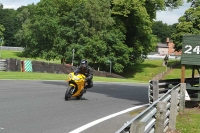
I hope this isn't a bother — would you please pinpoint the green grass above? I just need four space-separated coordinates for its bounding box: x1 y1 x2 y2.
0 71 142 82
122 59 180 81
176 108 200 133
123 59 185 81
1 50 60 64
165 66 198 79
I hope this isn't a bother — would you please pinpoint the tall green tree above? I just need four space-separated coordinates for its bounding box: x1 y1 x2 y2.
79 0 131 72
0 24 5 38
14 0 185 73
152 21 175 43
0 7 19 46
171 1 200 51
111 0 155 64
0 3 3 9
111 0 183 64
18 0 131 73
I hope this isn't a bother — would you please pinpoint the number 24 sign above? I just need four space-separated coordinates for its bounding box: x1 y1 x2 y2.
184 45 200 54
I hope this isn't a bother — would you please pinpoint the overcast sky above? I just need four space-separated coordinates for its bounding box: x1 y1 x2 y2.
0 0 191 25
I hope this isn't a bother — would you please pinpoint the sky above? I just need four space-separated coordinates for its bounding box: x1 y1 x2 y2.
0 0 191 25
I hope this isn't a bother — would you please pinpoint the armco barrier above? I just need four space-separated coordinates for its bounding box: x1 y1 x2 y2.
149 78 200 103
6 58 21 71
116 83 186 133
1 58 124 78
0 59 6 71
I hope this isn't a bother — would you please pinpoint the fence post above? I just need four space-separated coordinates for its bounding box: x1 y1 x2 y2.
130 121 145 133
153 80 159 102
179 83 186 113
130 121 139 133
155 101 167 133
6 58 10 71
169 89 178 131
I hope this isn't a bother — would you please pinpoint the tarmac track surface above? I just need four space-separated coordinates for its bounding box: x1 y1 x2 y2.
0 80 149 133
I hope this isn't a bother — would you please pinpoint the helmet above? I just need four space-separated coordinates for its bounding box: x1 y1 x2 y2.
80 59 88 69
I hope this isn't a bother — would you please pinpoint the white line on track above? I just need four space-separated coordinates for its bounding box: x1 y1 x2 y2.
69 104 148 133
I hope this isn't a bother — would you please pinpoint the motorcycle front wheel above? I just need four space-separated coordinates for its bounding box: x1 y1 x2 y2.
65 86 74 101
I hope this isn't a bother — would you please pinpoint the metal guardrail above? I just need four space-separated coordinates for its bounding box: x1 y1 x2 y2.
148 80 179 104
0 59 6 71
1 46 24 51
149 78 200 103
116 83 186 133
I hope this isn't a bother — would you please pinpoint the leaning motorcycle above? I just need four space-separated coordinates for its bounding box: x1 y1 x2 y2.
65 72 87 101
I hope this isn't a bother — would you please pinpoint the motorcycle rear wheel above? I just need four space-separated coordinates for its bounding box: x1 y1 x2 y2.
65 86 74 101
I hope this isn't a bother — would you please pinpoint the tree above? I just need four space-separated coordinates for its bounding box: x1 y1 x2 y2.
0 3 3 9
79 0 131 72
0 8 19 46
0 24 5 39
12 0 185 73
111 0 154 64
152 21 175 43
17 0 131 73
171 2 200 51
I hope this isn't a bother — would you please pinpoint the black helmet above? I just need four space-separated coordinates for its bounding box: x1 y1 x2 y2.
80 59 88 69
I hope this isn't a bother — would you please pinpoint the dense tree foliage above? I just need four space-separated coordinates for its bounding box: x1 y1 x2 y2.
0 8 20 46
0 0 184 73
152 21 177 43
172 1 200 51
0 24 5 39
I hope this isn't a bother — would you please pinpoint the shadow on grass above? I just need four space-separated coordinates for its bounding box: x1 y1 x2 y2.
13 51 24 57
122 63 159 78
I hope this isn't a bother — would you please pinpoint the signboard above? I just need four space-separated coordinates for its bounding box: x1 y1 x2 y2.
181 35 200 65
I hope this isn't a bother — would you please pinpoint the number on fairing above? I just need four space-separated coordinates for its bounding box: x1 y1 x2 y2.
193 46 200 54
184 45 192 54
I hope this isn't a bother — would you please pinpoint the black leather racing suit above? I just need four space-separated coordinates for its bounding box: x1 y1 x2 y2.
74 66 93 88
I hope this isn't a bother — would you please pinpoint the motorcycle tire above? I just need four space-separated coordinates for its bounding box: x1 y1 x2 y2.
76 94 83 100
65 86 74 101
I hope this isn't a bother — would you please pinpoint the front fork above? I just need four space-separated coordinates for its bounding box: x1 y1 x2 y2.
69 84 75 94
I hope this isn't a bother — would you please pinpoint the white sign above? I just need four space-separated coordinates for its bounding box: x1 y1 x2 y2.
184 45 200 54
185 90 191 100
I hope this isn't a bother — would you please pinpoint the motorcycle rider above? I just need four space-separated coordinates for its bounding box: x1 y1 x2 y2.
74 59 93 90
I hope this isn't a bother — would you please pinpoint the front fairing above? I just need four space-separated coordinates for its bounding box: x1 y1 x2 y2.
67 72 86 97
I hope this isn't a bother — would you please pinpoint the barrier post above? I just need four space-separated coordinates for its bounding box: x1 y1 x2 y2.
130 120 139 133
179 83 186 113
155 101 167 133
153 80 159 102
169 89 178 131
130 120 145 133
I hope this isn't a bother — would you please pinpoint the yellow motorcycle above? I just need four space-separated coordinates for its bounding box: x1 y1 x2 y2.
65 72 87 101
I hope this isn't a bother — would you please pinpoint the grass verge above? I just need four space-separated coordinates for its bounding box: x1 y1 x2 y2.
1 50 60 64
0 71 143 83
176 108 200 133
164 66 198 79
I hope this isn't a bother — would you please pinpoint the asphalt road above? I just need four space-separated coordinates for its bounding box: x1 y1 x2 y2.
0 80 149 133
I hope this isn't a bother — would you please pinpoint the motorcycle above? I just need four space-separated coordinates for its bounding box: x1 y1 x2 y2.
65 71 87 101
